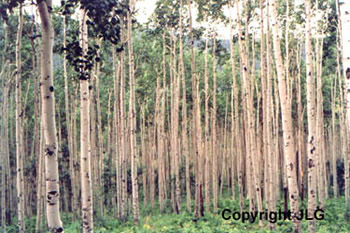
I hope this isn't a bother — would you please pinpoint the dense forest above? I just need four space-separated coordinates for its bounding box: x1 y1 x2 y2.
0 0 350 232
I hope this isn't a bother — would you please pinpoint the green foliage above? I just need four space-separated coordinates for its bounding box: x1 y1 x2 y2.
7 198 346 232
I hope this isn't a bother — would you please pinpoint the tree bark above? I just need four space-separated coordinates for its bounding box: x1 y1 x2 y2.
15 4 25 232
127 1 140 222
79 7 93 233
270 0 300 231
38 0 64 231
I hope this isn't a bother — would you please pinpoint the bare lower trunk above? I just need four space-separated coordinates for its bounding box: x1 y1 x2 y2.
127 1 140 222
270 0 300 231
79 7 93 233
38 0 63 231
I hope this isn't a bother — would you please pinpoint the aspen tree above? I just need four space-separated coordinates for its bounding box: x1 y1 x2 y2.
90 73 98 212
266 0 276 225
141 106 148 205
95 41 104 215
179 0 191 212
35 123 44 233
296 41 305 201
158 32 167 212
38 0 64 230
270 0 300 231
235 0 262 218
259 0 267 206
229 2 243 211
15 4 25 232
220 95 229 197
149 119 156 208
79 6 93 232
195 72 204 217
212 32 218 213
1 19 10 230
339 0 350 207
71 83 79 216
127 0 140 222
113 47 122 218
63 15 76 220
305 1 317 231
315 27 326 207
118 22 127 220
228 13 236 198
1 40 9 231
204 33 210 212
336 10 344 201
170 30 181 213
187 0 199 217
331 77 337 197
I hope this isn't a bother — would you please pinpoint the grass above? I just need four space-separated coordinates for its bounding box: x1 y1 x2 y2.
3 197 350 232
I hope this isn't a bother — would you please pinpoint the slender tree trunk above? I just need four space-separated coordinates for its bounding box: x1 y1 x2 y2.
35 124 44 233
229 3 243 211
270 0 300 231
204 33 210 212
158 33 167 212
305 1 317 232
38 0 64 231
212 33 218 213
179 0 191 212
340 0 350 207
15 4 25 232
79 7 93 233
127 1 140 222
331 77 337 198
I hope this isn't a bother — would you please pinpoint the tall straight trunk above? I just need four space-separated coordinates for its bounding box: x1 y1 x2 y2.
63 15 76 220
1 19 9 230
170 30 181 214
15 4 25 232
212 33 218 213
149 121 156 208
270 0 300 231
141 106 148 205
305 1 317 232
72 83 80 217
179 0 191 212
90 74 98 214
315 33 326 206
235 0 263 218
37 0 63 231
127 1 140 222
260 0 272 220
187 0 199 216
339 0 350 207
195 73 203 217
204 34 210 212
1 68 9 231
35 124 44 233
296 41 305 202
79 7 93 233
158 33 167 212
220 96 229 197
331 77 337 198
229 3 243 210
336 8 345 202
95 49 104 215
118 23 127 220
266 0 276 223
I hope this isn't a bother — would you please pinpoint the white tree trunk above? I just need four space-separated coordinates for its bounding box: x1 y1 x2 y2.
37 0 64 231
270 0 300 231
79 7 93 233
340 0 350 206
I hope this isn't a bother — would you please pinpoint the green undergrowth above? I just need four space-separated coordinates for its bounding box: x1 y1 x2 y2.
3 197 350 232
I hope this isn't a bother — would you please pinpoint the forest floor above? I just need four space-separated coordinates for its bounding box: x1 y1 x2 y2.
5 197 350 232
